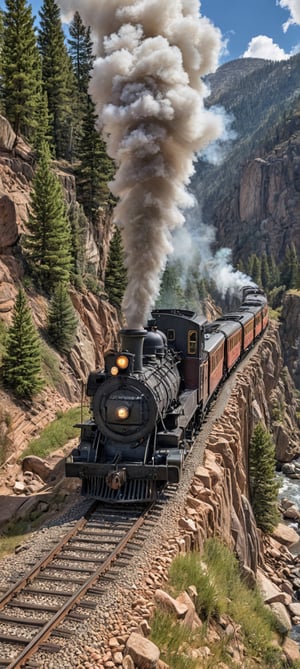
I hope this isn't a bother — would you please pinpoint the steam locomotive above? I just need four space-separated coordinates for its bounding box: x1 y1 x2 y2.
65 286 268 502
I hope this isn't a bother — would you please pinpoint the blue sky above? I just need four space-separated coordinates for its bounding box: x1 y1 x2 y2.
1 0 300 64
201 0 300 62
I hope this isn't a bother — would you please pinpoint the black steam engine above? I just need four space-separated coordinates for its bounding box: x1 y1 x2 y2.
65 286 268 502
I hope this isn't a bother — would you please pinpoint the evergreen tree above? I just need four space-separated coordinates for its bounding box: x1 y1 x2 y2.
251 255 262 287
38 0 76 159
281 243 299 290
261 252 270 291
246 255 252 278
68 11 94 94
268 253 280 290
48 283 78 353
236 259 245 274
76 96 115 224
67 12 94 161
198 278 208 300
2 0 42 139
249 422 280 534
24 142 72 292
2 289 43 398
104 227 127 310
68 201 88 287
156 262 185 309
32 87 52 156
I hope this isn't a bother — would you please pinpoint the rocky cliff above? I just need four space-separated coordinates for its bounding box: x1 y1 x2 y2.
0 115 122 477
0 115 120 396
192 54 300 267
203 113 300 264
183 323 299 573
280 291 300 390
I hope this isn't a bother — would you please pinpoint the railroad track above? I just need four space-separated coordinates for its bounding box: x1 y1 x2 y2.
0 501 153 669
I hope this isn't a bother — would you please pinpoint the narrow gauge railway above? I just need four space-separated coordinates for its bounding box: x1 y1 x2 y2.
0 502 153 669
66 285 268 503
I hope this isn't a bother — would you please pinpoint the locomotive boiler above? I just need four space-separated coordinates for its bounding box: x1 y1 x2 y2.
65 286 268 503
65 325 198 502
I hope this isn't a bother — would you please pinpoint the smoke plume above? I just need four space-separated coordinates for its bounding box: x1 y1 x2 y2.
58 0 223 328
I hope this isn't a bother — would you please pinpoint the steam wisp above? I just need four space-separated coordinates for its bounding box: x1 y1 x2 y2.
59 0 223 328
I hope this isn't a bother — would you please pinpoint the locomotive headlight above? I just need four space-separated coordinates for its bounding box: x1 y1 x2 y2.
116 355 129 370
111 366 119 376
115 406 129 420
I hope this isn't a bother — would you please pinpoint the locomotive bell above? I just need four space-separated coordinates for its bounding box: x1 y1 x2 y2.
120 329 147 372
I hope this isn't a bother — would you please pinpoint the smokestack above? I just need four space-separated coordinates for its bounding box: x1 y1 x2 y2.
120 328 147 372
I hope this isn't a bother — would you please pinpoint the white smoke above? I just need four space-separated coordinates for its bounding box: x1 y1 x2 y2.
171 211 255 300
202 248 255 297
199 105 237 165
58 0 223 328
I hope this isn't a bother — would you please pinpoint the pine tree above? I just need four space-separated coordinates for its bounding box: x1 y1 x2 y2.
236 259 245 274
249 422 280 534
261 252 270 291
76 96 115 224
105 227 127 310
38 0 76 159
281 243 299 290
2 289 43 398
268 253 280 290
251 255 262 287
48 283 78 353
24 142 72 292
2 0 42 140
67 11 95 161
68 202 88 287
32 87 52 157
156 262 185 309
68 11 94 95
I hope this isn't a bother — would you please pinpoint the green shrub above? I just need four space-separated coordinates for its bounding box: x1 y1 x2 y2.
151 539 287 668
21 406 88 459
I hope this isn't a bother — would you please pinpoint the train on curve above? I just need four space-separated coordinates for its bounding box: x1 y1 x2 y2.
65 286 268 502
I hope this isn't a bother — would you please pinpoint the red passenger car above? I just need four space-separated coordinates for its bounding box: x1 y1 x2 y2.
203 330 225 397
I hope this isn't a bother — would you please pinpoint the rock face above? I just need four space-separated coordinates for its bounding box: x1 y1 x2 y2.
199 61 300 266
0 116 120 402
280 291 300 390
212 126 300 263
0 116 121 500
180 324 299 579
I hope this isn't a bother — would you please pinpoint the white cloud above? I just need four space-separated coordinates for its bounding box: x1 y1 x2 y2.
242 35 290 60
278 0 300 32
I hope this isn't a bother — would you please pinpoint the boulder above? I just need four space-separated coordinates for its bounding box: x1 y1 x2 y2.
22 455 52 481
256 569 286 604
0 115 16 150
125 632 160 669
0 196 19 249
269 602 292 634
272 523 300 547
154 589 188 618
288 602 300 617
282 637 300 664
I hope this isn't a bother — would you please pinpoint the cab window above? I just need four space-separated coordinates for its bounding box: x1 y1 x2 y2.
167 329 175 342
188 330 197 355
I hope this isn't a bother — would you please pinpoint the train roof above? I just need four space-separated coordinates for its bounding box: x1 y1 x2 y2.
151 308 207 327
218 311 254 325
203 330 225 353
243 298 267 308
210 320 242 336
239 304 263 315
